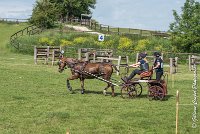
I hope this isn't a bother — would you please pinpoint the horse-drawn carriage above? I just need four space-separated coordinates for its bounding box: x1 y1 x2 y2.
120 68 168 100
58 57 168 101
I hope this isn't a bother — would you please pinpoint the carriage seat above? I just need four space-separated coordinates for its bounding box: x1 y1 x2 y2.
140 68 153 80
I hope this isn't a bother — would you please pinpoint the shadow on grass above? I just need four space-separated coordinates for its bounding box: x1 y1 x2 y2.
69 88 122 97
67 89 174 101
163 94 174 101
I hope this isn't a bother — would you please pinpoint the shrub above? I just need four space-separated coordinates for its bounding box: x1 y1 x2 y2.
60 39 73 47
135 39 150 51
148 37 172 52
10 36 40 55
73 37 87 45
38 37 54 46
118 37 133 50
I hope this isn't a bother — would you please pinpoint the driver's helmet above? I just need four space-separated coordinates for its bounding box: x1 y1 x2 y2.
153 51 161 57
139 52 147 59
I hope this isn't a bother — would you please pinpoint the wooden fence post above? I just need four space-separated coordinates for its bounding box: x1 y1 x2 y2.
189 55 191 71
78 48 82 60
34 46 37 64
117 56 122 75
85 52 89 61
169 58 173 74
118 27 120 35
140 30 142 36
136 53 139 63
175 57 178 72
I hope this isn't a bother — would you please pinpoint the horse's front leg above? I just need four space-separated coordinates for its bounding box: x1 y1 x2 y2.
80 79 85 94
104 83 115 97
111 85 115 97
103 83 110 96
66 75 79 91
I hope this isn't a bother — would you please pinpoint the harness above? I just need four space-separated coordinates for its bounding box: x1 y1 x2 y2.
69 65 119 87
80 61 88 71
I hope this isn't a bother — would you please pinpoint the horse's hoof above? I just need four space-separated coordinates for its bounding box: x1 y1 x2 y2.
103 90 107 96
70 91 75 94
81 89 85 94
67 86 72 91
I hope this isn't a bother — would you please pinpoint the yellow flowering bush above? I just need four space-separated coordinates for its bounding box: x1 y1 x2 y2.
73 37 87 45
135 39 150 51
39 37 54 46
94 40 105 47
60 39 73 47
118 37 133 50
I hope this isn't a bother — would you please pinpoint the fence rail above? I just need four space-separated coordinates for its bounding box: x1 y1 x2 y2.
10 25 43 49
0 17 29 23
69 18 169 37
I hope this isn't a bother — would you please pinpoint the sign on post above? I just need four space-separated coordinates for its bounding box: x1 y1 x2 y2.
98 34 104 42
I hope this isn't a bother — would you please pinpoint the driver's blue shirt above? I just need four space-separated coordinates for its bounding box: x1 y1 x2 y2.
139 59 149 71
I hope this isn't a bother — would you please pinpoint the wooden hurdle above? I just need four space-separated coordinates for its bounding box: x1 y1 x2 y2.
96 56 129 75
34 46 61 65
189 55 200 71
169 57 178 74
78 48 113 62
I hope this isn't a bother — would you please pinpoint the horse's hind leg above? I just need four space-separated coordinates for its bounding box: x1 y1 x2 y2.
103 83 111 96
80 79 85 94
111 85 115 97
66 79 72 91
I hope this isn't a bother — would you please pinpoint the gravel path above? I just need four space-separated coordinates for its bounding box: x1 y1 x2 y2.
65 24 102 35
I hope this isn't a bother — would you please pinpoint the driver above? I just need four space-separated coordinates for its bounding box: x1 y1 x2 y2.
122 52 149 83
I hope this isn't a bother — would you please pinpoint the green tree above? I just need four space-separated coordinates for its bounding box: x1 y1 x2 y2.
49 0 96 21
30 0 58 28
169 0 200 53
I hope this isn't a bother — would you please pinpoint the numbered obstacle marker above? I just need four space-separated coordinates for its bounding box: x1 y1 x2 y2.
98 34 104 41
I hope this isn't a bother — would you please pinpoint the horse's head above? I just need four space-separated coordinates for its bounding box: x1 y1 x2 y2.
58 57 78 73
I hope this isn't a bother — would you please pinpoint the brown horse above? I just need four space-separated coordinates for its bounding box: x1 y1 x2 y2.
58 57 119 96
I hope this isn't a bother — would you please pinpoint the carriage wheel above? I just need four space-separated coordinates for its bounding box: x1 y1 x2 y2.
121 86 137 99
148 85 164 101
121 83 142 99
148 86 156 101
133 83 142 97
155 86 165 100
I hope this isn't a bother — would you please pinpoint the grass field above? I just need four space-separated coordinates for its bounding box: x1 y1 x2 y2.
0 23 199 134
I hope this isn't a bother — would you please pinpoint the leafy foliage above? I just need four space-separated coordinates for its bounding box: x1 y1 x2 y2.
135 39 150 52
30 0 58 28
50 0 96 20
169 0 200 53
30 0 96 27
39 37 55 46
118 37 133 50
60 39 73 47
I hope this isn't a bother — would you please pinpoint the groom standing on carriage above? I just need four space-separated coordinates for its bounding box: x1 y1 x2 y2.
153 51 164 81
